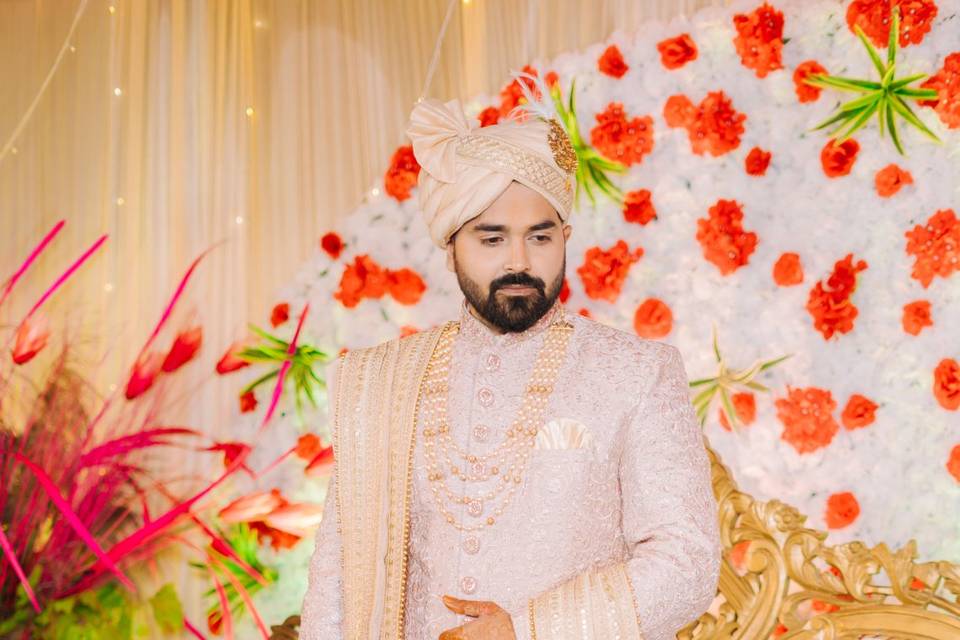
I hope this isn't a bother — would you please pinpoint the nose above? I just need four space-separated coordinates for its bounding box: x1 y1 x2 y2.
505 237 531 273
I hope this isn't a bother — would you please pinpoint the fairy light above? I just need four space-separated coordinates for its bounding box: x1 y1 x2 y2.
371 187 380 196
116 197 125 206
69 45 76 53
108 5 116 14
235 216 244 225
114 87 122 97
104 282 114 293
245 106 255 117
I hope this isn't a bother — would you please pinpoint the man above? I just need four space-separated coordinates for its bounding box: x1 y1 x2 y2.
300 95 721 639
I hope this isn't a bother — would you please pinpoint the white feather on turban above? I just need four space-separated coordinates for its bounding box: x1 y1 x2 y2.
405 98 577 249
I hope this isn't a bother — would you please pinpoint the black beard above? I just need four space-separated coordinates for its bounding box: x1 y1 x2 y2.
455 255 565 333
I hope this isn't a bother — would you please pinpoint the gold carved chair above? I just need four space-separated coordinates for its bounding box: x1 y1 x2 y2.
269 440 960 639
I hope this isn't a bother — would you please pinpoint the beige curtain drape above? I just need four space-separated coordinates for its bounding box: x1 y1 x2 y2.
0 0 726 624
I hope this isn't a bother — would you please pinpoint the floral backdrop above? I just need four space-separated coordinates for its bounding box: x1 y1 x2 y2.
263 0 960 623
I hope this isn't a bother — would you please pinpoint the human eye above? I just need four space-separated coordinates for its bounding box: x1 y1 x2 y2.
531 234 552 243
481 236 503 246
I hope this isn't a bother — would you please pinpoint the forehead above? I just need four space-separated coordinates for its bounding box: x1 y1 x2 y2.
466 181 560 231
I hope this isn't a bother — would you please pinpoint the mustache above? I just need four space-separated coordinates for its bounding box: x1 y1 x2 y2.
490 273 544 291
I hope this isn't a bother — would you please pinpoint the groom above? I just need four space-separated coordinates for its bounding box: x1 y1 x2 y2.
299 96 720 639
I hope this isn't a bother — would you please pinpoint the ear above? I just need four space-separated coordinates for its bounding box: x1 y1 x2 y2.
445 240 456 273
562 223 572 242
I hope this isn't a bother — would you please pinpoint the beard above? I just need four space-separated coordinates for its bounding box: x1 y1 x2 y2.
454 255 566 333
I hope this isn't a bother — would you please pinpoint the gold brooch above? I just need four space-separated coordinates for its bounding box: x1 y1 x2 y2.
547 118 578 174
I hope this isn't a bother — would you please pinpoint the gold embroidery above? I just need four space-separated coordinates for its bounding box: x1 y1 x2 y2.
528 599 538 639
547 118 578 173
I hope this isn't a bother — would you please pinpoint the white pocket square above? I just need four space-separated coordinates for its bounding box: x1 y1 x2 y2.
534 417 595 451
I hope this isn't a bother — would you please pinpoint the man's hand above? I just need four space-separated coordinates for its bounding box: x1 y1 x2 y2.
438 595 517 639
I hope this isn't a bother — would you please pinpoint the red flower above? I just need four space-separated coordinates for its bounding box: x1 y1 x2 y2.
820 138 860 178
559 278 571 304
125 351 164 400
920 52 960 129
305 445 336 477
12 314 49 365
499 64 541 116
216 340 250 374
846 0 938 48
657 34 698 70
773 252 804 286
623 189 657 225
383 145 421 202
577 307 593 318
333 254 390 308
386 267 427 305
205 441 253 471
271 302 290 327
544 71 559 88
696 199 758 275
776 385 840 454
633 298 673 338
904 209 960 288
663 91 746 156
733 2 785 78
794 60 828 102
478 106 500 127
294 434 323 461
745 147 772 176
598 44 629 78
806 254 868 340
399 325 419 338
934 358 960 411
576 240 643 302
718 392 757 431
875 164 914 197
947 445 960 483
841 393 879 430
161 326 202 373
320 232 344 259
590 103 655 166
824 491 860 529
240 390 258 413
902 300 933 335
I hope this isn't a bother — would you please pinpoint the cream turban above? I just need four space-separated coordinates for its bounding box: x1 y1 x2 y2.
405 98 578 249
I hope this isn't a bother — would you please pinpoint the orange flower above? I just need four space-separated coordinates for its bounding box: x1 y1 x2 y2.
745 147 772 176
598 44 629 78
205 441 253 472
499 64 541 116
590 103 655 166
305 444 335 476
933 358 960 411
240 390 258 413
544 71 559 88
775 385 839 454
657 34 698 70
386 268 426 306
577 307 593 318
576 240 643 302
334 254 390 308
383 145 421 202
663 91 746 157
320 231 344 259
399 325 419 338
718 392 757 431
218 490 283 524
794 60 828 103
263 503 324 537
904 209 960 288
633 298 673 338
732 3 785 78
125 351 163 400
846 0 938 48
875 164 914 197
216 340 251 374
729 540 751 571
294 434 323 461
820 138 860 178
478 106 500 127
947 444 960 483
623 189 657 225
920 52 960 129
902 300 933 335
270 302 290 327
841 393 879 430
806 254 868 340
824 491 860 529
559 278 571 304
696 199 758 275
12 314 49 365
161 326 202 373
773 252 804 286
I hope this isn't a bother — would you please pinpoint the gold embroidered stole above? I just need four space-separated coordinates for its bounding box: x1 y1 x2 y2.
331 324 448 640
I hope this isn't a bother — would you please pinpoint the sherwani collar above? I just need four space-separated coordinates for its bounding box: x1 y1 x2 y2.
456 295 565 349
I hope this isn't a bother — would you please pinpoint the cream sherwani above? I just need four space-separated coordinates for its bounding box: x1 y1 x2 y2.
300 297 720 639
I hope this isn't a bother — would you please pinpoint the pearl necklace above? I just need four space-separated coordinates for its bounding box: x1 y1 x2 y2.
421 308 572 532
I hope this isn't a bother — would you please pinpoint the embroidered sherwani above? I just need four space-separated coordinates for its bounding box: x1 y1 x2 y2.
300 297 721 640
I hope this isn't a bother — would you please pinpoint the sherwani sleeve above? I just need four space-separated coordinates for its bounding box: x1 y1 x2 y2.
508 344 721 640
299 358 345 640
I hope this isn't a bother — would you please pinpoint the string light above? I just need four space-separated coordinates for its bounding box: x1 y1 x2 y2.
245 107 255 117
116 197 125 206
371 187 380 196
104 282 114 293
69 45 76 53
114 87 123 97
235 216 244 225
108 5 116 14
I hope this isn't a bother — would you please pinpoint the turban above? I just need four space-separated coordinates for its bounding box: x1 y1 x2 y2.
405 98 578 249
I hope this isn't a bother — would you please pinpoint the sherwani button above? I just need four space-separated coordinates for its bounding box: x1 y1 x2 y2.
462 536 480 554
485 353 501 371
460 576 478 594
478 387 494 407
473 424 489 441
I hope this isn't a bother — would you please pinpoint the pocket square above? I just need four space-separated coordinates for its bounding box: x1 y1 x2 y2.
534 417 595 450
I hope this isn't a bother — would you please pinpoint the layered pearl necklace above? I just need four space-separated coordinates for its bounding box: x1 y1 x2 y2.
421 308 572 532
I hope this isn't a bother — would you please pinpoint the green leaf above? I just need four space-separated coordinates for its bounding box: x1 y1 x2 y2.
759 354 792 371
854 24 887 76
881 63 897 89
888 73 928 90
878 98 887 137
712 325 721 363
804 74 880 93
895 88 939 100
692 383 719 408
887 103 905 155
150 584 184 635
839 92 881 113
744 380 771 392
889 94 942 143
837 99 880 142
247 323 289 348
689 377 716 387
811 103 870 132
887 6 899 66
719 387 739 431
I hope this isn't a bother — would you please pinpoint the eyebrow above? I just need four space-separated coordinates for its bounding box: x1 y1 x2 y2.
470 219 558 233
